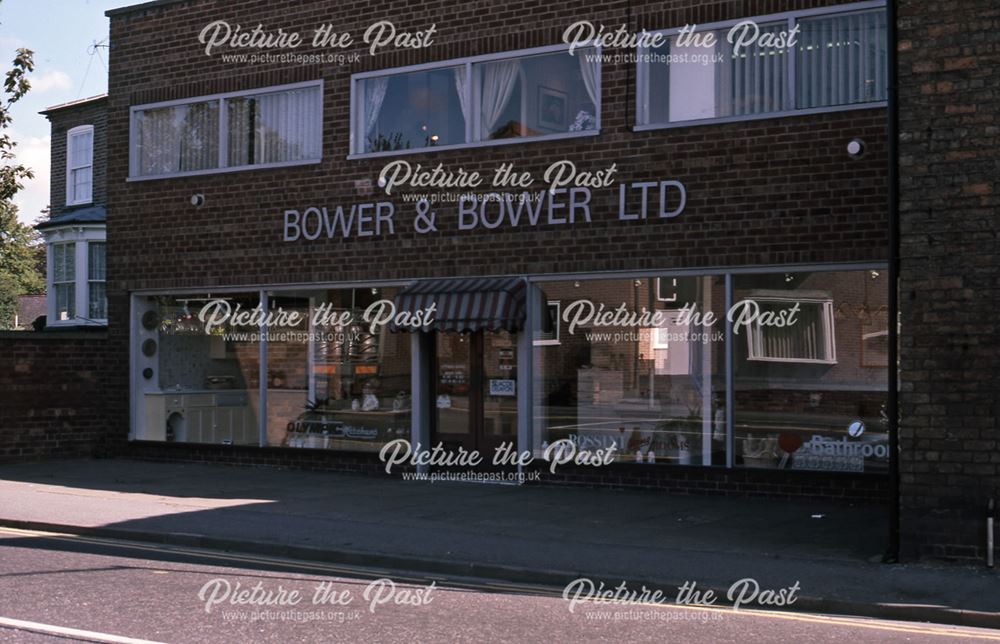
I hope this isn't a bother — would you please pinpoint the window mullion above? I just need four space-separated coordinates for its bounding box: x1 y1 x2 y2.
465 63 479 143
218 98 227 169
787 16 797 111
75 241 88 322
725 274 735 469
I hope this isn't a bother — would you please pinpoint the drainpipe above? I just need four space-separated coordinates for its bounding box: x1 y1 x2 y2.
884 0 901 564
988 498 995 568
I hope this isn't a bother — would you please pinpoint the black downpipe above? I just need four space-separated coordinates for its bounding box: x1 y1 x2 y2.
884 0 901 564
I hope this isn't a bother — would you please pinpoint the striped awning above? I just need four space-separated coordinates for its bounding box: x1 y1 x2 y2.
391 277 527 333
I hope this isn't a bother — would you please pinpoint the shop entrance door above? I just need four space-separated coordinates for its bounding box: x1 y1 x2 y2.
433 331 518 469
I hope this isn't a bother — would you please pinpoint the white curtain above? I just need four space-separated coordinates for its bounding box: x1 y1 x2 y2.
363 77 389 140
578 49 599 109
137 101 218 175
226 86 322 166
454 66 471 128
226 98 251 167
177 102 219 172
255 87 322 164
479 60 520 139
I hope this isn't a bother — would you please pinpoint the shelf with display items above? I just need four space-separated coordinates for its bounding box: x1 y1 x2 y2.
284 392 411 450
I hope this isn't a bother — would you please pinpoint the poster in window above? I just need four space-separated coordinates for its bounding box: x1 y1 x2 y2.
538 86 567 131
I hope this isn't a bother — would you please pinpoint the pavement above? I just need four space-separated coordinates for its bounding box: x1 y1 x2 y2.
0 459 997 629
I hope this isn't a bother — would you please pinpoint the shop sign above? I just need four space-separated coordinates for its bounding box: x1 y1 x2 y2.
281 160 687 241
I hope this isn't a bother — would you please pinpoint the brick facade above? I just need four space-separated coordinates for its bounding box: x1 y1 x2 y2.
0 332 120 462
897 1 1000 559
0 93 114 463
42 96 108 216
97 0 892 504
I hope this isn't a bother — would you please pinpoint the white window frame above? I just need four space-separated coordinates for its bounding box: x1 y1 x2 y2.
42 225 107 327
66 124 94 206
349 43 601 159
51 242 76 322
87 241 107 320
533 300 561 346
126 263 886 468
745 296 837 364
634 0 888 131
656 277 680 303
127 79 324 181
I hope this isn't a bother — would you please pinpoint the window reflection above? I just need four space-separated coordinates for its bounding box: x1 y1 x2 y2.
533 276 726 465
266 287 411 452
733 270 889 472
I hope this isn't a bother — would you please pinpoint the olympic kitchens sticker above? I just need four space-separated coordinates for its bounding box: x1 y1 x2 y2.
282 159 686 242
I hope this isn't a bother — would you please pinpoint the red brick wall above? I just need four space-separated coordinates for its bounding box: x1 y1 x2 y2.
101 0 889 501
898 0 1000 560
45 98 108 215
0 332 120 462
104 0 887 294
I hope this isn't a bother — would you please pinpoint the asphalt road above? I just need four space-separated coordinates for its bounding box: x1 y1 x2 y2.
0 528 995 644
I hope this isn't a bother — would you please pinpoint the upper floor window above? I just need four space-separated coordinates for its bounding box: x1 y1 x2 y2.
636 3 887 128
746 296 836 364
351 46 600 157
129 81 322 180
66 125 94 205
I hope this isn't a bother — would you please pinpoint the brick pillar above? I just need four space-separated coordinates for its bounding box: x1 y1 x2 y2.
897 2 1000 560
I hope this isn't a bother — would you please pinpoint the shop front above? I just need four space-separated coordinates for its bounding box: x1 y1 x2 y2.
109 0 891 497
130 266 888 478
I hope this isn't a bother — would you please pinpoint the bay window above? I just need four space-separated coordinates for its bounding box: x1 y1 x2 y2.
43 227 106 326
352 46 600 156
637 2 887 128
88 242 107 320
129 81 323 179
52 242 76 321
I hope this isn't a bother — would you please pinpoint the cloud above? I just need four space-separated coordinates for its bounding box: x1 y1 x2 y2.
10 130 52 226
30 70 72 94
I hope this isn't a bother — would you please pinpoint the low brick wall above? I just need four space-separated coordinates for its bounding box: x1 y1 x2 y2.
0 331 118 462
122 440 887 505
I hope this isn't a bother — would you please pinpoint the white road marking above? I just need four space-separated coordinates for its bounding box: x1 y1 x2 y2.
0 616 166 644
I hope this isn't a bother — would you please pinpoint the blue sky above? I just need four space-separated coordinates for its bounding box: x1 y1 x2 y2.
1 0 136 224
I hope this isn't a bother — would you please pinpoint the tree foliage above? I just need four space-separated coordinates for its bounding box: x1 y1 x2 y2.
0 30 39 329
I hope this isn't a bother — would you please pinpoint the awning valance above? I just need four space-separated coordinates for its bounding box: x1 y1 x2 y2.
391 277 527 333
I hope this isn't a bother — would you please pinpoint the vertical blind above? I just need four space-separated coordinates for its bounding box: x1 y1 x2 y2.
717 23 788 117
753 301 833 362
796 9 888 109
655 8 888 124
